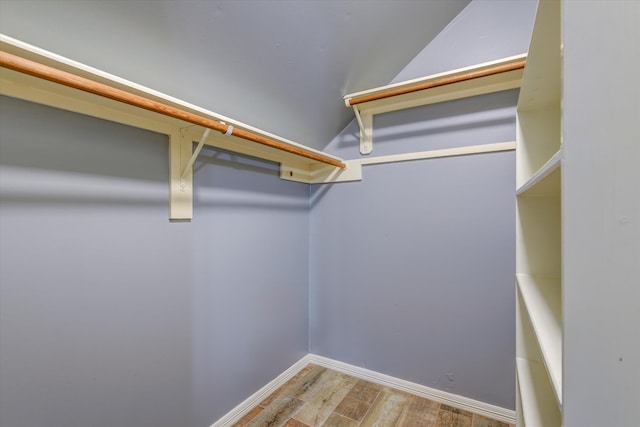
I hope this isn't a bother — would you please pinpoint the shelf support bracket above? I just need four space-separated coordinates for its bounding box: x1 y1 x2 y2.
180 128 211 180
352 105 373 155
169 128 195 221
170 125 235 221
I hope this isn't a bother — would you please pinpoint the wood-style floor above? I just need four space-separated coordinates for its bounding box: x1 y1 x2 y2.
233 364 514 427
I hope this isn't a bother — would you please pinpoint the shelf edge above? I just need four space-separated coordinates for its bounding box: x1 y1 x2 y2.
516 149 562 195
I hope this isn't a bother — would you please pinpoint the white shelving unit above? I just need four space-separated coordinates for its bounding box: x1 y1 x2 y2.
515 0 562 425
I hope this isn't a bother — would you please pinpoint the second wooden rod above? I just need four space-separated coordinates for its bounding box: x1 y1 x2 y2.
347 59 526 106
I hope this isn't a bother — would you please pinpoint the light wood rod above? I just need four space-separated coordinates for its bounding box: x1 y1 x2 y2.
0 50 346 169
347 59 526 106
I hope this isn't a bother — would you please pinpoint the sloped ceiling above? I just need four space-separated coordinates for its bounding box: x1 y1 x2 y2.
0 0 470 150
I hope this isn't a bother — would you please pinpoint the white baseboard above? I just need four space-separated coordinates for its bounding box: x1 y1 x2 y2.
211 353 516 426
307 354 516 424
210 354 314 427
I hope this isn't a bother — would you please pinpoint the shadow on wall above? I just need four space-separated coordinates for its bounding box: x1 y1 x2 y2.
0 150 309 212
193 145 309 212
0 96 308 212
193 149 279 179
0 96 171 207
0 168 170 207
309 182 334 209
0 96 169 182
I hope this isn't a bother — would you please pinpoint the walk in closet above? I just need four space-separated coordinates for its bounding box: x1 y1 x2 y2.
1 1 637 427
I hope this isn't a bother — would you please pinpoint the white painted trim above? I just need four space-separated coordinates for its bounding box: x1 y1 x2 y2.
210 354 314 427
209 353 516 426
360 141 516 166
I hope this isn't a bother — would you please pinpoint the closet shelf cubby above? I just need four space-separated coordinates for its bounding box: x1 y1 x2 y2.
516 274 562 406
516 357 562 427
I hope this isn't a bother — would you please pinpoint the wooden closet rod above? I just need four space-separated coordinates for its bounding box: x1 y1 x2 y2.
0 50 346 169
347 58 526 106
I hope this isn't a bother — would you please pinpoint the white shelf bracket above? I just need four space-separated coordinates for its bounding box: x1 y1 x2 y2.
352 105 373 155
171 125 236 220
179 124 235 186
180 128 211 182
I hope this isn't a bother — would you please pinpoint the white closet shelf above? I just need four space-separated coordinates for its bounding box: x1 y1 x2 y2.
0 34 356 220
516 358 562 427
343 54 526 154
516 274 562 406
516 149 562 196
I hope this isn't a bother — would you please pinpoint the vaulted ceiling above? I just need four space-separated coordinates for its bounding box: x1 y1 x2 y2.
0 0 471 150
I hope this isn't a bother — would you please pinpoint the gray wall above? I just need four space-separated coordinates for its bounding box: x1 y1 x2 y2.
189 145 310 426
0 96 309 427
309 0 537 410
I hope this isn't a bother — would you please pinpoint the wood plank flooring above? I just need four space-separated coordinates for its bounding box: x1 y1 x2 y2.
233 365 514 427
